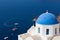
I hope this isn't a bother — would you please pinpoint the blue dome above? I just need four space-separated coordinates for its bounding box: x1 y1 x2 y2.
36 12 59 25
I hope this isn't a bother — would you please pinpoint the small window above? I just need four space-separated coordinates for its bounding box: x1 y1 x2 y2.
38 28 40 33
46 29 49 35
55 28 57 34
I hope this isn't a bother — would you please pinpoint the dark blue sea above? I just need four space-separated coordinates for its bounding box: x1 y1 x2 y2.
0 0 60 40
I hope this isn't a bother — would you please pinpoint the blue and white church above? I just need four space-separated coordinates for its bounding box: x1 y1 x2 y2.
18 11 60 40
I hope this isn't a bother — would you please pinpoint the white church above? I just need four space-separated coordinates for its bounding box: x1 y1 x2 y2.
18 11 60 40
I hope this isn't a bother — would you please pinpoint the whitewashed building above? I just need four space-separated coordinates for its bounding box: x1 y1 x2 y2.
18 11 60 40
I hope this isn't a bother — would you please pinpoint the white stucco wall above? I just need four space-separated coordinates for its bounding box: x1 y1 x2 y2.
36 23 59 37
25 37 33 40
18 35 23 40
18 23 60 40
27 26 37 36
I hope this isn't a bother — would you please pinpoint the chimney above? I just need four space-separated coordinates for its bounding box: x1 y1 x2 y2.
32 16 38 27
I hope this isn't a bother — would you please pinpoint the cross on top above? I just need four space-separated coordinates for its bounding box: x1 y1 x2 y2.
46 10 48 13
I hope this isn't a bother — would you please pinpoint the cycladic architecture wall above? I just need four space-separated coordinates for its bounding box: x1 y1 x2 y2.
18 11 60 40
